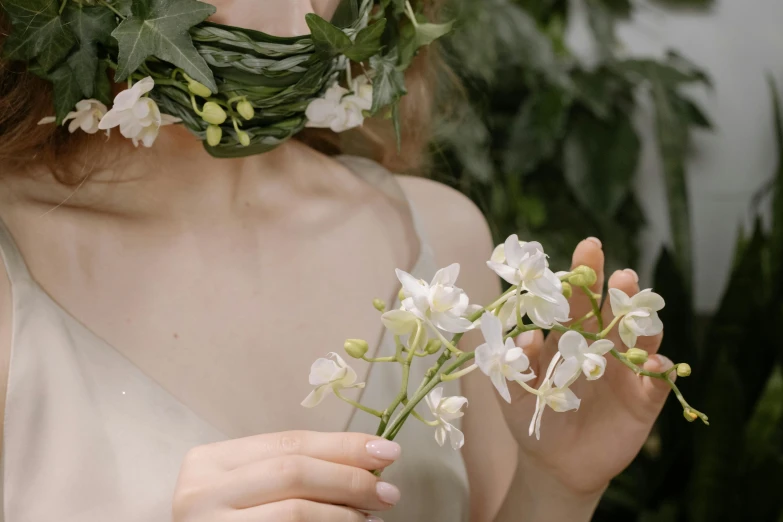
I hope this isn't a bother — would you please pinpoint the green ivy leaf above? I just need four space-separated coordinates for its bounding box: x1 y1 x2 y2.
305 14 352 55
2 0 76 72
343 19 386 62
113 0 133 17
369 50 406 114
62 5 117 98
30 61 83 124
113 0 217 92
414 20 454 47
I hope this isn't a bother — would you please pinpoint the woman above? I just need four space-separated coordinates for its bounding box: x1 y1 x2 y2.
0 1 675 521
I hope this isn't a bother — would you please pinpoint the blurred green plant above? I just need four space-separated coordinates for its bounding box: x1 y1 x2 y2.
594 77 783 522
430 0 711 284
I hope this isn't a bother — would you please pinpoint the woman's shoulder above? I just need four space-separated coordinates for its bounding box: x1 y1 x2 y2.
395 176 500 301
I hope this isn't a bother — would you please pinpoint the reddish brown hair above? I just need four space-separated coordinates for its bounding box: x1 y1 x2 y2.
0 3 445 184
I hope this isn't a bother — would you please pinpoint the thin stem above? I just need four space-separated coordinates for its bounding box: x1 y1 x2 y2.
362 356 397 363
99 0 125 18
190 94 203 115
441 363 477 382
598 314 623 339
515 283 524 330
404 0 419 26
570 310 595 329
551 324 600 340
426 319 462 355
59 0 69 14
516 379 541 396
333 388 383 417
579 285 603 331
402 399 439 427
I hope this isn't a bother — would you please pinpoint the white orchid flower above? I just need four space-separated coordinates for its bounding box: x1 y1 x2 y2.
487 235 561 301
529 353 581 440
609 288 665 348
305 75 373 133
396 263 474 334
552 331 614 388
39 99 109 135
497 281 571 330
301 352 365 408
380 308 420 336
475 312 535 403
98 77 181 148
425 387 468 450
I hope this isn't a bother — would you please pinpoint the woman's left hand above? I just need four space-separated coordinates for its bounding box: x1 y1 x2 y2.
499 238 674 497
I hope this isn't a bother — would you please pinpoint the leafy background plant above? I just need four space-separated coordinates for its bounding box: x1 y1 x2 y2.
430 0 783 520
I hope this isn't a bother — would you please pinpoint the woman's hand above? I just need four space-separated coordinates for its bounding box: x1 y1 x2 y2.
499 238 673 497
173 431 402 522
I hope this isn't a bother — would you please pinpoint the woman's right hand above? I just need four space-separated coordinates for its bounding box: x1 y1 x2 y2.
173 431 402 522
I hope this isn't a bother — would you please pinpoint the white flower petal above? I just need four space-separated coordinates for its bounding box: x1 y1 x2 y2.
619 320 638 348
309 358 341 386
381 309 418 335
504 234 525 267
431 263 461 286
486 260 522 285
631 289 665 312
434 425 447 447
558 331 587 360
609 288 633 316
430 311 473 334
490 244 506 263
553 356 580 388
583 353 607 380
301 385 331 408
479 312 503 350
490 369 512 403
587 339 614 356
38 116 57 125
447 424 465 450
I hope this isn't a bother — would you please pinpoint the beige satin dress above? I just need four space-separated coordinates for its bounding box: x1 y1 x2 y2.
0 156 469 522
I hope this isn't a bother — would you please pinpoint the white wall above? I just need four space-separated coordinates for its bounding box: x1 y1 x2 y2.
568 0 783 313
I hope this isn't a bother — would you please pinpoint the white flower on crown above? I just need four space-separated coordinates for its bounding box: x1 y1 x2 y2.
38 99 109 136
98 77 181 148
552 331 614 388
425 387 468 450
395 263 474 334
305 75 373 133
301 352 365 408
497 284 571 330
475 312 535 403
487 235 562 302
608 288 665 348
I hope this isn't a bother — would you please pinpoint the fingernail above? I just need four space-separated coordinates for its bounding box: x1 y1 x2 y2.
366 440 401 461
586 237 602 248
376 482 401 505
624 268 639 283
366 517 383 522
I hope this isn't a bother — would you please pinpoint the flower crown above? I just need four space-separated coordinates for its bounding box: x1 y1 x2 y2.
2 0 452 157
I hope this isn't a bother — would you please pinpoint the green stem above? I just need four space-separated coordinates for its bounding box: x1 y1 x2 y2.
402 399 439 426
362 356 397 363
551 324 600 340
570 310 595 329
598 314 623 339
404 0 419 26
426 319 462 355
59 0 69 14
579 285 603 331
441 363 477 382
99 0 126 18
333 388 383 417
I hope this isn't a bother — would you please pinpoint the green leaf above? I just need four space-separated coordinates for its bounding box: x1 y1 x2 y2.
503 87 572 177
113 0 217 92
305 14 352 55
30 60 83 123
2 0 76 72
414 20 454 47
563 111 641 218
343 19 386 62
113 0 134 17
369 50 406 114
94 60 112 106
62 5 117 98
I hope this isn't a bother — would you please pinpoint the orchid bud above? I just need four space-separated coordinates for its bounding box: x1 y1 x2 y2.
237 130 251 146
201 102 227 125
683 408 698 422
372 298 386 312
569 266 597 287
561 282 573 299
187 79 212 98
206 124 222 146
237 100 255 120
677 363 692 377
344 339 369 358
398 288 406 302
626 348 649 365
425 339 442 355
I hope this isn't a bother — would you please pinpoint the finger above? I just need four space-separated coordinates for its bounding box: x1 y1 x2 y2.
191 432 401 472
566 238 605 329
641 354 676 406
220 455 399 512
232 499 373 522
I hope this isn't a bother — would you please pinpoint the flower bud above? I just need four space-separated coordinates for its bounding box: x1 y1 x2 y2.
201 102 227 125
683 408 698 422
372 298 386 312
561 282 573 299
398 288 406 302
187 80 212 98
677 363 692 377
237 100 255 120
425 339 442 355
626 348 649 365
344 339 369 358
237 130 251 147
569 265 597 287
206 124 222 146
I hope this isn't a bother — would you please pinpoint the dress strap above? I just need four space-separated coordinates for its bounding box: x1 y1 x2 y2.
0 215 33 285
334 155 433 258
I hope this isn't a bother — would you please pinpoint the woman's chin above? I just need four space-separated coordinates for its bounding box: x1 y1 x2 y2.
207 0 316 37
